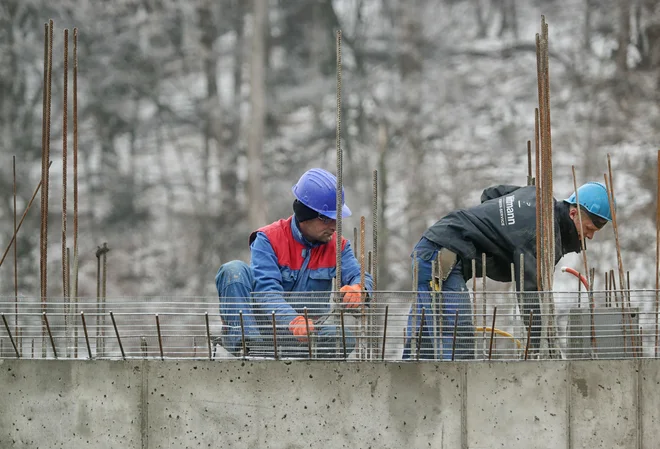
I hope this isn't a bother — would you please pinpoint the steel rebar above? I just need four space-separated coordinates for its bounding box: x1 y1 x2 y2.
42 312 57 358
451 310 459 362
416 307 425 361
381 305 388 361
488 307 497 360
155 314 164 360
335 29 343 290
203 312 211 360
239 311 246 357
80 311 92 359
72 28 79 304
1 313 20 358
271 311 278 360
524 311 533 360
109 311 125 360
62 29 68 301
340 309 347 359
656 149 659 358
304 308 312 359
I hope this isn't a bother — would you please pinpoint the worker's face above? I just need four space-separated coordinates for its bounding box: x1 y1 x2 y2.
300 214 336 243
569 208 601 240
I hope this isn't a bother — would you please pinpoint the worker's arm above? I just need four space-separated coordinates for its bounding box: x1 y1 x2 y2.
250 232 299 327
480 185 522 203
339 239 373 292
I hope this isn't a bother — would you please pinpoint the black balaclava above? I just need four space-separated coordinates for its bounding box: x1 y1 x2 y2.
293 199 318 223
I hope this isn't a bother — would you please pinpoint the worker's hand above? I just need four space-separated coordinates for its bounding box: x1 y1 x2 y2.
289 315 315 342
340 284 362 308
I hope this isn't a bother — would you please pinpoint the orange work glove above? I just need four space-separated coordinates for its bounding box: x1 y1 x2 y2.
340 284 362 308
289 315 315 342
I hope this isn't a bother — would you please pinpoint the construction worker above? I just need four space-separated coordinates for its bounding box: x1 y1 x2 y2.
215 168 372 357
403 181 613 360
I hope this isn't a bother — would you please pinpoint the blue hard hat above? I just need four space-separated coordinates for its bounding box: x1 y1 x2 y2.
564 182 613 222
291 168 351 219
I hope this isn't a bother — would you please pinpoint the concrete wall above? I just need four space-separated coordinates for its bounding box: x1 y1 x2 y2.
0 359 658 449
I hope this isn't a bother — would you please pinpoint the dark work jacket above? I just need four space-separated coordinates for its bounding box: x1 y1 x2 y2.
421 185 582 291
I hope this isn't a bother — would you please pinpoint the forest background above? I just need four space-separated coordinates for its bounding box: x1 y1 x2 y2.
0 0 658 301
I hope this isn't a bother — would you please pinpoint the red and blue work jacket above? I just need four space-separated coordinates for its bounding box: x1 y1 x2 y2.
248 216 372 327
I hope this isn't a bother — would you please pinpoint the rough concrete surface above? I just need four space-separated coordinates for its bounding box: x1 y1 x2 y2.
0 359 658 448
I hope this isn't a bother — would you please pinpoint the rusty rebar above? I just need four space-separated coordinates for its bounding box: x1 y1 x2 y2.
239 311 246 357
42 312 57 358
155 314 164 360
109 311 125 360
304 308 312 359
340 309 347 359
271 311 278 360
381 305 388 361
335 29 343 290
488 307 497 360
451 310 459 361
372 169 378 292
360 216 366 359
12 157 18 342
524 310 533 360
41 21 54 356
527 140 533 185
202 312 210 360
656 149 660 358
0 166 50 269
416 307 426 361
1 313 20 358
482 252 487 357
72 28 79 301
80 311 92 359
62 29 68 301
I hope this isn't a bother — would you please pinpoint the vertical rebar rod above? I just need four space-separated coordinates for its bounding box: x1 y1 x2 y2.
80 312 92 359
381 305 388 361
62 29 68 302
271 312 278 360
239 311 246 357
205 312 212 360
40 23 48 308
1 313 20 358
527 140 533 186
605 271 610 307
482 253 487 358
372 169 378 292
524 311 533 360
451 310 459 362
41 20 54 358
101 243 108 356
472 258 477 357
335 30 343 289
360 216 366 360
12 157 18 342
340 309 347 360
304 308 312 359
534 107 542 293
432 259 438 360
656 149 660 358
416 307 426 361
411 252 418 355
155 314 164 361
43 312 57 358
109 312 125 360
65 247 71 357
72 28 79 303
488 306 497 360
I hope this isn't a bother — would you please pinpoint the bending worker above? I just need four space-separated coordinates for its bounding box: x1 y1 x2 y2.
215 168 372 357
403 181 613 360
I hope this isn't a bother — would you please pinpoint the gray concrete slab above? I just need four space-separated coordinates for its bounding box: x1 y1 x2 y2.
0 359 143 449
569 360 637 449
640 359 660 449
145 361 464 449
466 361 568 449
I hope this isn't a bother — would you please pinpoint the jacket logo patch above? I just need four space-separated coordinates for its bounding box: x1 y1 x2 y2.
499 195 516 226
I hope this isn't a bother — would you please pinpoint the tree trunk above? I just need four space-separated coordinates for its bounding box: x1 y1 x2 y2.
616 0 631 76
247 0 268 229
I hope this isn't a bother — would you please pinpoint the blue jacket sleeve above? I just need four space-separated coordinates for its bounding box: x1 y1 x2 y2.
250 232 299 327
340 240 373 291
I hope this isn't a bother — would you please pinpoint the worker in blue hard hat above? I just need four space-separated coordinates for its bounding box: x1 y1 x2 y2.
214 168 372 358
403 181 613 360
